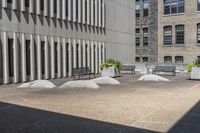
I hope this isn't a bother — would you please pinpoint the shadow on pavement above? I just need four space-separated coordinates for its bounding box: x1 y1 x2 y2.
169 100 200 133
0 102 158 133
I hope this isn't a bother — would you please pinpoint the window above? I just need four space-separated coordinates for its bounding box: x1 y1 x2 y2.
164 26 172 45
76 0 78 19
40 0 44 10
143 28 148 46
136 29 140 47
7 0 12 3
66 0 68 16
198 0 200 11
54 0 57 14
25 0 29 7
136 0 141 18
136 57 140 62
175 56 184 63
176 25 184 44
164 0 185 15
197 24 200 43
143 0 149 16
143 57 148 63
164 56 172 63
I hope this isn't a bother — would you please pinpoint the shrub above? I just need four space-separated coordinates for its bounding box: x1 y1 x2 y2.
100 59 123 70
187 59 200 73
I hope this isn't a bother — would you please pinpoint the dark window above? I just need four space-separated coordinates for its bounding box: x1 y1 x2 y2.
197 23 200 43
76 0 78 19
26 40 31 76
136 57 140 62
41 41 45 75
198 0 200 11
66 0 68 16
164 26 172 45
85 0 87 21
7 0 12 3
136 0 141 18
197 56 200 61
40 0 44 10
54 0 57 14
143 0 149 16
143 28 148 46
143 57 148 63
176 25 184 44
175 56 184 63
164 56 172 63
164 0 185 15
25 0 29 7
136 29 140 47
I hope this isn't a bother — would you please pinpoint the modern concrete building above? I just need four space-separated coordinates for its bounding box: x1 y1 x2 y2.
0 0 135 84
158 0 200 66
135 0 158 64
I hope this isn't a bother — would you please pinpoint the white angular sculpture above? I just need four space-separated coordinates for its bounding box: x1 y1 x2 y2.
101 67 116 78
191 67 200 80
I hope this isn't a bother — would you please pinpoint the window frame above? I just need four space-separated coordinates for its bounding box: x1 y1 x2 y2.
175 25 184 44
164 26 173 45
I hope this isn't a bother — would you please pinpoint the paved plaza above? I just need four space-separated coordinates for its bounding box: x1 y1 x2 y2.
0 74 200 133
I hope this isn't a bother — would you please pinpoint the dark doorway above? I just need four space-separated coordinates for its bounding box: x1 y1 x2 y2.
26 40 31 76
76 44 79 68
66 43 69 74
8 39 14 78
41 41 45 76
55 42 58 76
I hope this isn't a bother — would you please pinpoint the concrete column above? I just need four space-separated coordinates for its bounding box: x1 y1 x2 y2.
98 42 102 69
2 0 7 8
62 38 67 77
21 33 27 82
99 0 101 27
37 35 42 80
45 36 49 79
13 0 17 10
91 41 94 73
73 39 77 68
102 0 105 28
87 0 90 25
50 0 54 18
13 33 19 83
51 37 55 78
82 40 86 67
29 0 34 13
44 0 48 16
57 0 61 19
57 38 62 78
30 34 35 81
82 0 85 24
3 32 9 84
78 0 81 23
95 0 98 27
37 0 41 14
73 0 77 22
95 41 98 74
62 0 66 20
68 39 72 76
68 0 72 21
91 0 94 25
102 42 105 62
78 40 82 67
21 0 25 12
87 40 91 69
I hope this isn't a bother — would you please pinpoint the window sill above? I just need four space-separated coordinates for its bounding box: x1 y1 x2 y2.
163 45 172 47
174 44 185 47
163 13 185 17
196 11 200 14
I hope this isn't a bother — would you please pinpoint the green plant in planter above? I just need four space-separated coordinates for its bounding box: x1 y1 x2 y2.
100 59 123 70
187 59 200 72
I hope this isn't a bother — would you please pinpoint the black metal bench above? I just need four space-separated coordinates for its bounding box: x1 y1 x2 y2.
122 65 136 74
152 66 176 76
72 67 95 80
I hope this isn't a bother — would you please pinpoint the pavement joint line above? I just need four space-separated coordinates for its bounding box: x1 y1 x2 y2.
190 83 200 90
33 123 45 133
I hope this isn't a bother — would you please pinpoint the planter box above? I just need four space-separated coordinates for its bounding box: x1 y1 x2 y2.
101 67 120 78
190 67 200 80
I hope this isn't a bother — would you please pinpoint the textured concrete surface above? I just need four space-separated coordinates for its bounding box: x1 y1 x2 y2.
0 74 200 133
